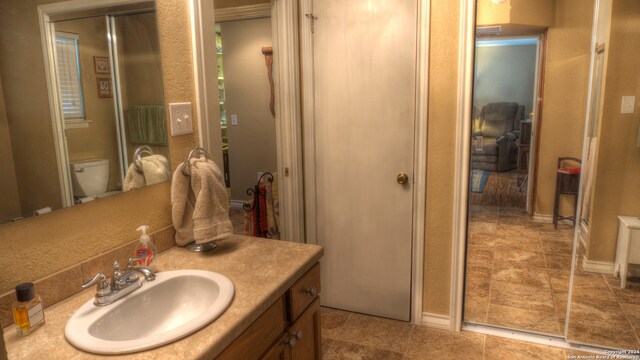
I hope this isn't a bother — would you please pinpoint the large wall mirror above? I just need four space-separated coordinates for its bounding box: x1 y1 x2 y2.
566 0 640 349
463 0 640 351
464 0 589 336
0 0 169 226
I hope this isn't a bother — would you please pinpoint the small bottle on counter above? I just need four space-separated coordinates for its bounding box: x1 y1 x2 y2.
12 283 45 336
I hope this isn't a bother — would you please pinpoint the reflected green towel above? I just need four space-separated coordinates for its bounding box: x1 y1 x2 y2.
128 106 167 145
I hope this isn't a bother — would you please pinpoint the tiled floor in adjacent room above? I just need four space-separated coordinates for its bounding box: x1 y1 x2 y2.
567 240 640 349
464 205 575 335
321 307 591 359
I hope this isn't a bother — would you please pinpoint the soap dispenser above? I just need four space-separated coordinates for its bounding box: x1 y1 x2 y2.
134 225 158 272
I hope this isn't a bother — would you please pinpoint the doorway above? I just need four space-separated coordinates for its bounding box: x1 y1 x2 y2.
214 14 278 238
303 0 427 322
470 36 542 214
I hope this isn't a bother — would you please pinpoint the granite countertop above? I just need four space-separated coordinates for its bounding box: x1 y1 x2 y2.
3 235 323 359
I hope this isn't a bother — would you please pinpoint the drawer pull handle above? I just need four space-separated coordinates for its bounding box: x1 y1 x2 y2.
293 330 303 340
284 336 297 348
304 286 317 297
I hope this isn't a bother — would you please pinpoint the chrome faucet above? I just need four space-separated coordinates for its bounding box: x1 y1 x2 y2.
82 257 155 306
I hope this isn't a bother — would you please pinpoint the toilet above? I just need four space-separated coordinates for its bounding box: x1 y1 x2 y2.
69 159 110 200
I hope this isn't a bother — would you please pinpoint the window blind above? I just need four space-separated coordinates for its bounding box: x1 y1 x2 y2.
55 32 84 120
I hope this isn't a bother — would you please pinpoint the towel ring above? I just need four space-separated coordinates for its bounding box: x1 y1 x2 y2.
181 147 211 176
133 145 154 174
182 146 217 252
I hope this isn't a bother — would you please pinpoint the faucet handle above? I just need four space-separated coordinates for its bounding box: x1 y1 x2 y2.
82 273 110 296
127 256 146 270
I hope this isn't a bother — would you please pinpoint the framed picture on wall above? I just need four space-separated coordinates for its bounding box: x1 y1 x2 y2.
96 77 112 98
94 56 110 74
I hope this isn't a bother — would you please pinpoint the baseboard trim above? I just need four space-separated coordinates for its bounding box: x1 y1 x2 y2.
421 312 451 330
532 214 573 225
582 256 614 275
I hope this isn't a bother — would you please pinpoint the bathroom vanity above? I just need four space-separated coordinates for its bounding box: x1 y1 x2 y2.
2 235 323 359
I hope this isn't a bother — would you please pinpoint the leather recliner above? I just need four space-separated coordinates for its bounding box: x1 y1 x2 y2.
470 102 524 172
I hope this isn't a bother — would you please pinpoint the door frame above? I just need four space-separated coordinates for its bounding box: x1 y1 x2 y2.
450 0 476 331
528 32 546 216
299 0 430 325
191 0 306 242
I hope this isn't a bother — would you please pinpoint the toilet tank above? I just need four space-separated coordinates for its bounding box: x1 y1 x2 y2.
70 159 109 197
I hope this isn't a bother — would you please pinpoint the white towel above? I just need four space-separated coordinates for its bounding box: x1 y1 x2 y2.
171 157 233 246
123 154 170 191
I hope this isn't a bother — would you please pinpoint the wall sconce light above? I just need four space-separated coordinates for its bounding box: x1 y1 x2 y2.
491 0 508 4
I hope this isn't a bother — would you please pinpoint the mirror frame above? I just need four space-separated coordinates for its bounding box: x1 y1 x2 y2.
451 0 478 332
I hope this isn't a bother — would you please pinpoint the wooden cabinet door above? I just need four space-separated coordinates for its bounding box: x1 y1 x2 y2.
261 334 291 360
289 298 321 360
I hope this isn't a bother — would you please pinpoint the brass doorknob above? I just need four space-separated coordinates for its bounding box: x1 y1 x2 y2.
397 172 409 184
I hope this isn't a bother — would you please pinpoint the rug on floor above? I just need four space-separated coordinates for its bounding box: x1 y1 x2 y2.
470 169 490 193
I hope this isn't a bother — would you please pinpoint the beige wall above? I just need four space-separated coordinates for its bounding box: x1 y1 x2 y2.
0 72 21 222
477 0 510 25
587 0 640 263
55 17 122 192
221 18 277 202
534 0 593 216
0 0 64 217
474 43 537 116
117 12 169 163
509 0 555 28
477 0 554 27
0 0 198 294
423 0 460 315
214 0 269 9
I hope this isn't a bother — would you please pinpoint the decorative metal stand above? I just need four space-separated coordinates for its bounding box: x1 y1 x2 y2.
243 172 274 238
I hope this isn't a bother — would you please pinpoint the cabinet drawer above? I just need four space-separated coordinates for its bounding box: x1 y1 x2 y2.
288 263 320 321
217 296 286 360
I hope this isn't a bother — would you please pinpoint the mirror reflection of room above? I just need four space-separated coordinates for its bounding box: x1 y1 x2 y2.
0 6 168 225
214 7 279 238
567 0 640 349
464 0 588 336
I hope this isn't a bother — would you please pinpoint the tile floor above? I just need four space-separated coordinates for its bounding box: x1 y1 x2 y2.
464 205 575 335
567 241 640 349
229 206 247 235
321 307 592 359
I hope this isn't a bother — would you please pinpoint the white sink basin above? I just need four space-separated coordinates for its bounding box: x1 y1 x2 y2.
65 270 234 355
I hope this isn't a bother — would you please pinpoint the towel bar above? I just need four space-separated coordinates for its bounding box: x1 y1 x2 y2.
133 145 154 174
181 147 211 176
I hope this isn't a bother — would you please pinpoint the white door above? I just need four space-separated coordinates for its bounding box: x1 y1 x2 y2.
313 0 417 321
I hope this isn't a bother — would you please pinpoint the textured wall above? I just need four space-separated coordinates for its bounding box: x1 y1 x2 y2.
221 18 277 202
476 0 554 27
117 12 169 164
534 0 593 216
423 0 460 315
0 0 198 294
0 0 64 217
588 0 640 262
214 0 270 9
0 72 21 222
